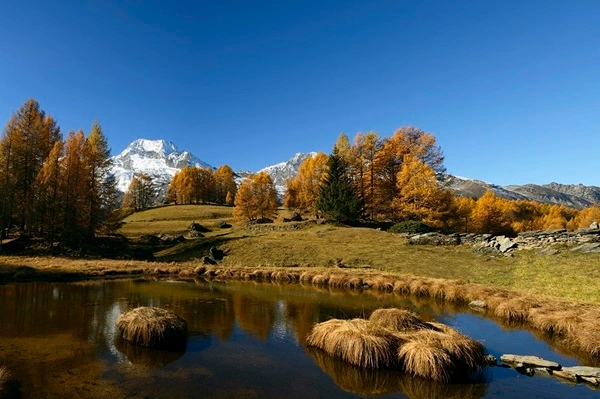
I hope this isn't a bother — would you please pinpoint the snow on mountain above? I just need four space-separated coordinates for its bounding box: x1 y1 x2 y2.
111 139 213 200
258 152 318 197
110 139 599 209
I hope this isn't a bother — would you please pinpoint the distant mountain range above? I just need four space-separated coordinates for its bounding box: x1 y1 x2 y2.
110 139 600 208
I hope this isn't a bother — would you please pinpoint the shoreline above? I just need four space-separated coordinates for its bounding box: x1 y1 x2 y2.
0 257 599 359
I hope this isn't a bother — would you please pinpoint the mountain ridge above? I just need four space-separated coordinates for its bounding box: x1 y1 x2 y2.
110 139 599 209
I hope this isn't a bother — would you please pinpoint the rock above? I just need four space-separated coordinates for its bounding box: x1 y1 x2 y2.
484 354 497 365
188 231 204 238
552 369 578 381
558 366 600 380
202 256 217 265
500 354 561 370
218 221 232 229
469 300 488 310
571 243 600 253
209 246 225 260
591 221 599 229
189 222 210 233
498 237 517 253
409 233 460 246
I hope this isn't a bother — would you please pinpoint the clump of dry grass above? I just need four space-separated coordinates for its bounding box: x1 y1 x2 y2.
306 318 398 368
368 308 427 331
493 296 541 324
307 307 487 382
116 307 187 349
397 327 486 383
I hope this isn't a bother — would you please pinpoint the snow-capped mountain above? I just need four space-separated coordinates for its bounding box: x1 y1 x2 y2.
111 139 213 199
258 152 317 197
110 139 600 209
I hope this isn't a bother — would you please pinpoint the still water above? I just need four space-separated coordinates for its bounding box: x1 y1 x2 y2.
0 278 597 398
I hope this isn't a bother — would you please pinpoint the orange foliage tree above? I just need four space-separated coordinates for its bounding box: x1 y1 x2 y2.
233 171 278 223
283 152 328 216
391 156 451 226
470 190 514 235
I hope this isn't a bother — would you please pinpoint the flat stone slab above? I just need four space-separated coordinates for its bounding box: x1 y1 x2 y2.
559 366 600 379
500 354 561 370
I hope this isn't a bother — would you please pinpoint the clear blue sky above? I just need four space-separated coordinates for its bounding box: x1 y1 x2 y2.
1 0 599 185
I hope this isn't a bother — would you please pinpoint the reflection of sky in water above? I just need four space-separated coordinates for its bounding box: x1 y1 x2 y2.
0 280 598 398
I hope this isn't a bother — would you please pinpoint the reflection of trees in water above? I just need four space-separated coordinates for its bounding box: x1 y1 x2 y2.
307 347 488 399
232 293 276 340
175 297 235 340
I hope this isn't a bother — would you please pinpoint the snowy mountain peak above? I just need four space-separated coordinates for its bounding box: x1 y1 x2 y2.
111 139 213 197
259 152 318 197
120 138 179 157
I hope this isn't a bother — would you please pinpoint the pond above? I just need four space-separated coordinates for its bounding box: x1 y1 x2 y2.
0 278 597 398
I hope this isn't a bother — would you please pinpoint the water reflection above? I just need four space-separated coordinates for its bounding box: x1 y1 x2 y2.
0 279 597 398
307 347 489 398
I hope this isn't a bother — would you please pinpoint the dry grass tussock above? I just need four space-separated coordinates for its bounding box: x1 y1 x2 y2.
307 307 486 382
116 307 187 350
368 308 427 331
188 265 600 359
306 318 399 368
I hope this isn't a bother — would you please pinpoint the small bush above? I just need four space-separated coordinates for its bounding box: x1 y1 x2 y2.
388 221 433 234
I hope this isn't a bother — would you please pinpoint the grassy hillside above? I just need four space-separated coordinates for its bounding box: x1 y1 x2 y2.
114 204 600 303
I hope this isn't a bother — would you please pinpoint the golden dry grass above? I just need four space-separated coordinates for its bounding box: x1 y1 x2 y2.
368 308 427 331
308 307 487 382
116 307 187 349
306 318 399 368
397 326 486 383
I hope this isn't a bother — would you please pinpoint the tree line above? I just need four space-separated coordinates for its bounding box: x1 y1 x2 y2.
0 99 117 247
280 127 599 234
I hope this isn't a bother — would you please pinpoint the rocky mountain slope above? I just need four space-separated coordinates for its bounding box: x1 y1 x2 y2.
111 139 213 200
111 139 599 208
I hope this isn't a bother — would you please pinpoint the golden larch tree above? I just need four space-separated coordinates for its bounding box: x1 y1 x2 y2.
391 155 451 226
234 172 278 223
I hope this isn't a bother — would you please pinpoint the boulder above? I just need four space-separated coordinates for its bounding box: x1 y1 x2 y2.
468 300 487 310
202 256 217 265
218 221 232 229
498 237 517 253
409 233 460 246
500 354 561 370
571 243 600 253
591 221 599 229
209 246 225 260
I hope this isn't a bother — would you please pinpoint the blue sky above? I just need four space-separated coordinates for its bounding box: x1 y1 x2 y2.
1 0 599 185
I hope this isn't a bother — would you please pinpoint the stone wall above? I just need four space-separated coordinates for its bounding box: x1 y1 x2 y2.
405 224 600 255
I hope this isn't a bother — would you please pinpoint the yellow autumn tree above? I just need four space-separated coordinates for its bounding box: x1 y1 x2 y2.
539 204 578 230
509 200 544 232
445 196 476 232
470 190 514 235
373 127 445 220
233 171 278 223
568 205 600 230
283 152 328 216
214 164 237 205
391 155 451 226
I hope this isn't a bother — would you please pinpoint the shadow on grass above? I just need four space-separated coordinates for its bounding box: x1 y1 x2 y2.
154 235 247 262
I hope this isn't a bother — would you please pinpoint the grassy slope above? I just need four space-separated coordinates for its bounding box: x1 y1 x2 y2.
1 204 598 304
119 205 600 304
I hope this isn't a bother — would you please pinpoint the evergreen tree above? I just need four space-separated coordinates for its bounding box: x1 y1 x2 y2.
316 148 360 224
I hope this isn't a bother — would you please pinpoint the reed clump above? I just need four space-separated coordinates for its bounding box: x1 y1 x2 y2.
306 318 399 368
307 307 487 382
368 308 427 331
116 307 187 350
